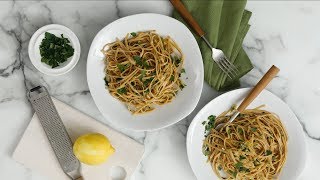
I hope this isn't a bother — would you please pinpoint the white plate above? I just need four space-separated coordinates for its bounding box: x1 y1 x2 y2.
87 13 204 131
187 88 307 180
28 24 81 76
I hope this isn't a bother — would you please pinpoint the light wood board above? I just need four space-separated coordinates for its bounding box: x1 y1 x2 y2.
13 98 144 180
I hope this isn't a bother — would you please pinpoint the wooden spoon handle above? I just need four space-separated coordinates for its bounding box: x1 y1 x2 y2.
237 65 280 112
170 0 205 37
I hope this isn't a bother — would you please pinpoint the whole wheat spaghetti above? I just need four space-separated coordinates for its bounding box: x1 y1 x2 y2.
203 106 288 179
102 31 185 114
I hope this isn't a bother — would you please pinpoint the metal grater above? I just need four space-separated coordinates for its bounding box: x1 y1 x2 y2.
27 86 82 180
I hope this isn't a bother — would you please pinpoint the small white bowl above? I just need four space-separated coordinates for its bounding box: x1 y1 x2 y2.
28 24 81 76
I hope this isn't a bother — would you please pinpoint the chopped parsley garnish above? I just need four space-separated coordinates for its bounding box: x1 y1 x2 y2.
238 128 244 135
142 59 150 68
203 115 216 135
171 55 181 66
218 165 222 171
202 145 210 156
265 150 272 156
181 68 186 73
170 75 174 81
228 170 237 178
133 55 142 65
117 87 127 94
39 32 74 68
235 162 243 170
139 70 146 81
130 32 137 37
239 167 250 172
144 89 150 94
179 84 186 90
117 64 128 72
133 56 149 68
203 149 210 156
143 77 154 87
239 155 246 161
251 127 257 132
235 161 250 173
240 143 248 151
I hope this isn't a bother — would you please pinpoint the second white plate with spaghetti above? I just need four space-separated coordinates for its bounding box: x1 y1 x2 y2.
87 13 203 131
187 88 307 180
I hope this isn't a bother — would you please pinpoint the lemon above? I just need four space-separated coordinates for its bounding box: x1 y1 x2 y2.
73 133 115 165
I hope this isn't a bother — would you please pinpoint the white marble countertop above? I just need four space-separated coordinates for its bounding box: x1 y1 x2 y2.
0 1 319 180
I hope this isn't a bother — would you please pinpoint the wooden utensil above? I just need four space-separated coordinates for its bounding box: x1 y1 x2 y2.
215 65 280 130
170 0 239 79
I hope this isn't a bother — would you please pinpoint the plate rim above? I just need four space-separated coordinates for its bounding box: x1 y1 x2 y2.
86 13 204 131
186 87 307 179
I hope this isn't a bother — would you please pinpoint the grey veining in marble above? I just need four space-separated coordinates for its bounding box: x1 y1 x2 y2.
0 1 320 180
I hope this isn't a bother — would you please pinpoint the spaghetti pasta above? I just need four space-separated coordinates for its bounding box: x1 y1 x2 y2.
202 106 288 180
102 31 185 114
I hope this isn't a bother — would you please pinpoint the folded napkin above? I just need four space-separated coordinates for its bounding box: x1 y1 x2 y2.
173 0 253 91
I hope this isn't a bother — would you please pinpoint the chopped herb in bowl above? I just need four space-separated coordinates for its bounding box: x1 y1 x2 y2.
39 32 74 68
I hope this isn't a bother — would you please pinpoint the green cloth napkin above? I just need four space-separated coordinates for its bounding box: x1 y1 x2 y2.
173 0 253 91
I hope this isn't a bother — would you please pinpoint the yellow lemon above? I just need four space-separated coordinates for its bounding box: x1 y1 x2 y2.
73 133 115 165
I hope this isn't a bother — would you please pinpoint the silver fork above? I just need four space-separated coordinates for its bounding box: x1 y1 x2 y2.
170 0 239 79
202 37 239 79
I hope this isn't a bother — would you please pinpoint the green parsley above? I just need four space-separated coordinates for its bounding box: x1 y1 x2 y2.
171 55 181 66
251 127 257 132
143 77 154 87
202 146 210 156
179 84 186 90
117 87 127 94
142 59 150 68
39 32 74 68
228 170 237 178
238 128 244 135
265 150 272 156
235 162 243 170
130 32 137 37
133 55 142 65
133 56 149 68
170 75 174 81
117 64 128 72
139 70 146 81
239 155 246 161
181 68 186 73
204 115 216 134
218 165 222 171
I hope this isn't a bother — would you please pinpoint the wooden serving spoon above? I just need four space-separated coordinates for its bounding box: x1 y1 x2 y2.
215 65 280 130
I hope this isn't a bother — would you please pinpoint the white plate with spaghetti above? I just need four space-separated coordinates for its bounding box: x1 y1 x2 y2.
87 13 203 131
187 88 306 180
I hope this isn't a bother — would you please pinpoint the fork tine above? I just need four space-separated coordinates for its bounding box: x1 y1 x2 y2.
221 58 238 75
223 57 240 73
219 59 237 78
216 61 232 79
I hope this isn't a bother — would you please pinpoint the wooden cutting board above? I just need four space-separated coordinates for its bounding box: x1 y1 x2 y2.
13 98 144 180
